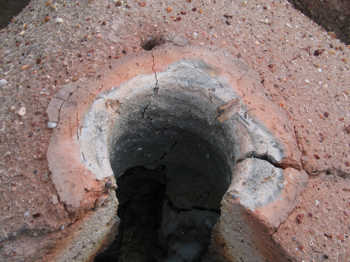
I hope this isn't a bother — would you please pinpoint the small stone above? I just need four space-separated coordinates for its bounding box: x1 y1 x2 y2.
0 79 8 87
51 195 59 204
55 17 64 23
21 64 30 70
44 16 50 23
17 107 26 116
263 18 270 24
50 3 58 10
47 121 57 128
114 0 122 7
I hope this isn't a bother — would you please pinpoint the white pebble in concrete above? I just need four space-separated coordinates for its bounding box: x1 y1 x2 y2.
47 121 58 128
0 79 8 88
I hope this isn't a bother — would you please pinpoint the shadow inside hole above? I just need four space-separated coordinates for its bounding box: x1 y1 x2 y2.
95 128 231 262
0 0 31 29
141 36 166 51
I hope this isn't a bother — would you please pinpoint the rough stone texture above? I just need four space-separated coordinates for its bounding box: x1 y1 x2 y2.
273 172 350 261
0 0 349 261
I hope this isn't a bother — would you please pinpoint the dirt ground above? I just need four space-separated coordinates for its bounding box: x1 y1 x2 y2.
0 0 349 261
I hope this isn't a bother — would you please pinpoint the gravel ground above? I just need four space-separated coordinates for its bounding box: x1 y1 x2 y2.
0 0 349 261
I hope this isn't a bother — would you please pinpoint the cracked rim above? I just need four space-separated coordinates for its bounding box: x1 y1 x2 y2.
46 45 308 262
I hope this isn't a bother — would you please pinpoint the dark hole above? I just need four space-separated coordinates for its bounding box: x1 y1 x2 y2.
141 36 165 51
95 166 167 262
94 91 234 262
32 213 41 219
95 126 231 262
95 165 228 262
0 0 31 29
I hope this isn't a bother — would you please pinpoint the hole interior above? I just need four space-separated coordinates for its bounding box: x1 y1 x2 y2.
81 59 246 261
141 36 166 51
96 90 234 261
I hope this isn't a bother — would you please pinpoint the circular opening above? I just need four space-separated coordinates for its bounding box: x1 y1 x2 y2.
141 36 165 51
94 91 233 261
51 57 293 262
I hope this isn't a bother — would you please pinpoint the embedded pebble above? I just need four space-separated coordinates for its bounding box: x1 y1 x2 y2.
0 79 8 87
47 121 58 128
17 107 26 116
55 17 64 23
51 195 59 205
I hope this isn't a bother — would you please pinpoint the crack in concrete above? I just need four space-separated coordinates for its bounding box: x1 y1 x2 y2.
0 214 79 248
141 103 150 119
139 51 159 120
158 141 178 162
293 124 310 172
55 88 77 127
237 151 288 170
164 195 220 215
47 170 76 220
151 50 159 95
0 224 67 244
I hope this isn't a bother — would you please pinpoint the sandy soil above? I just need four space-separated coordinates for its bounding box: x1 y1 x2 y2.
0 0 349 261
